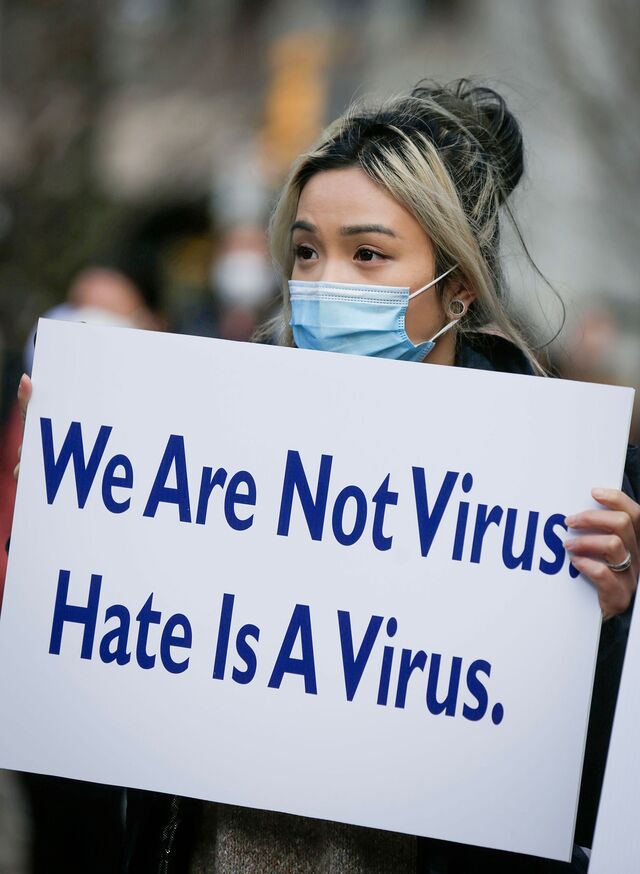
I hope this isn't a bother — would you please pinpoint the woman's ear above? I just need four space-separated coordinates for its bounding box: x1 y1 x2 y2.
443 282 476 317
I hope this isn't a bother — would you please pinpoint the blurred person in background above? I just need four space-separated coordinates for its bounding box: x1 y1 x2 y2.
1 246 164 602
210 224 280 342
1 246 163 874
66 254 164 332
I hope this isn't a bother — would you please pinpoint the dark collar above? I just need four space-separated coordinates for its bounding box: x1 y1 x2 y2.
455 334 535 376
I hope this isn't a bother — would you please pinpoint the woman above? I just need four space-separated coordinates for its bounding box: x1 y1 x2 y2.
16 80 640 873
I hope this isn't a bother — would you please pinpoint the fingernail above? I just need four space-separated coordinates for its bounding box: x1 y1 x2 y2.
565 516 576 527
592 488 612 500
564 539 576 550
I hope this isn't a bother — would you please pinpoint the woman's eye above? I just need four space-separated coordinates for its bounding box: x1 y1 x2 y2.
355 248 385 262
294 244 317 261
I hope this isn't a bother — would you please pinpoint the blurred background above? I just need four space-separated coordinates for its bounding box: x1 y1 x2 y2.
0 0 638 870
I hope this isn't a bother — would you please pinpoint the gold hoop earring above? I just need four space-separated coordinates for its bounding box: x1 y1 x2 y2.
448 299 466 318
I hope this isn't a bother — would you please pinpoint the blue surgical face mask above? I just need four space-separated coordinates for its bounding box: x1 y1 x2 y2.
288 265 458 361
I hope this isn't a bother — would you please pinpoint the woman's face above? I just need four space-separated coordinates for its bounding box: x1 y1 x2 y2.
291 166 461 363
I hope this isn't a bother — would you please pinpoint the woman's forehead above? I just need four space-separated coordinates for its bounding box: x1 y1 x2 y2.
295 167 422 236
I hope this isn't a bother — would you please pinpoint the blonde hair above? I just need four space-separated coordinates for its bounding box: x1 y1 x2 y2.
265 79 548 373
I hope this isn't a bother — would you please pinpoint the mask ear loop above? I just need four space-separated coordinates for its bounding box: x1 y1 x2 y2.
428 317 461 343
408 264 458 300
407 264 465 344
429 299 468 342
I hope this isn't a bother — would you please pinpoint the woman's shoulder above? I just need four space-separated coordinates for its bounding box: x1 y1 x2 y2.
455 333 535 375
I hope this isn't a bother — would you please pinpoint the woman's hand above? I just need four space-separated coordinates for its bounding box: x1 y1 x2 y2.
565 488 640 620
13 374 32 481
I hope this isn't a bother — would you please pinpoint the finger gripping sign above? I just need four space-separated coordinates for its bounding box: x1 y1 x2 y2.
0 319 634 860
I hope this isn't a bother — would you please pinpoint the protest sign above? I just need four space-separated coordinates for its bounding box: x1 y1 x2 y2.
589 596 640 873
0 319 634 860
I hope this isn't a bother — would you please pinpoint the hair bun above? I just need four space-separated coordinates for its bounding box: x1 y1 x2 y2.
411 79 524 202
459 81 524 200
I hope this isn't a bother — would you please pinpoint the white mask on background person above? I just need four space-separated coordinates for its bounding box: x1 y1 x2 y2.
212 251 276 309
23 304 138 375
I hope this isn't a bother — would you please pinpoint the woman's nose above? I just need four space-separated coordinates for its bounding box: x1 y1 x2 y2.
316 259 354 285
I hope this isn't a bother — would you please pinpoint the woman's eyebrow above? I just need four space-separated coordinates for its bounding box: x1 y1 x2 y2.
291 220 317 233
340 224 398 238
290 220 399 238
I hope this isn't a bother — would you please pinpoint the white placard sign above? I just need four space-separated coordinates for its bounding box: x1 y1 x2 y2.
589 595 640 872
0 319 634 861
